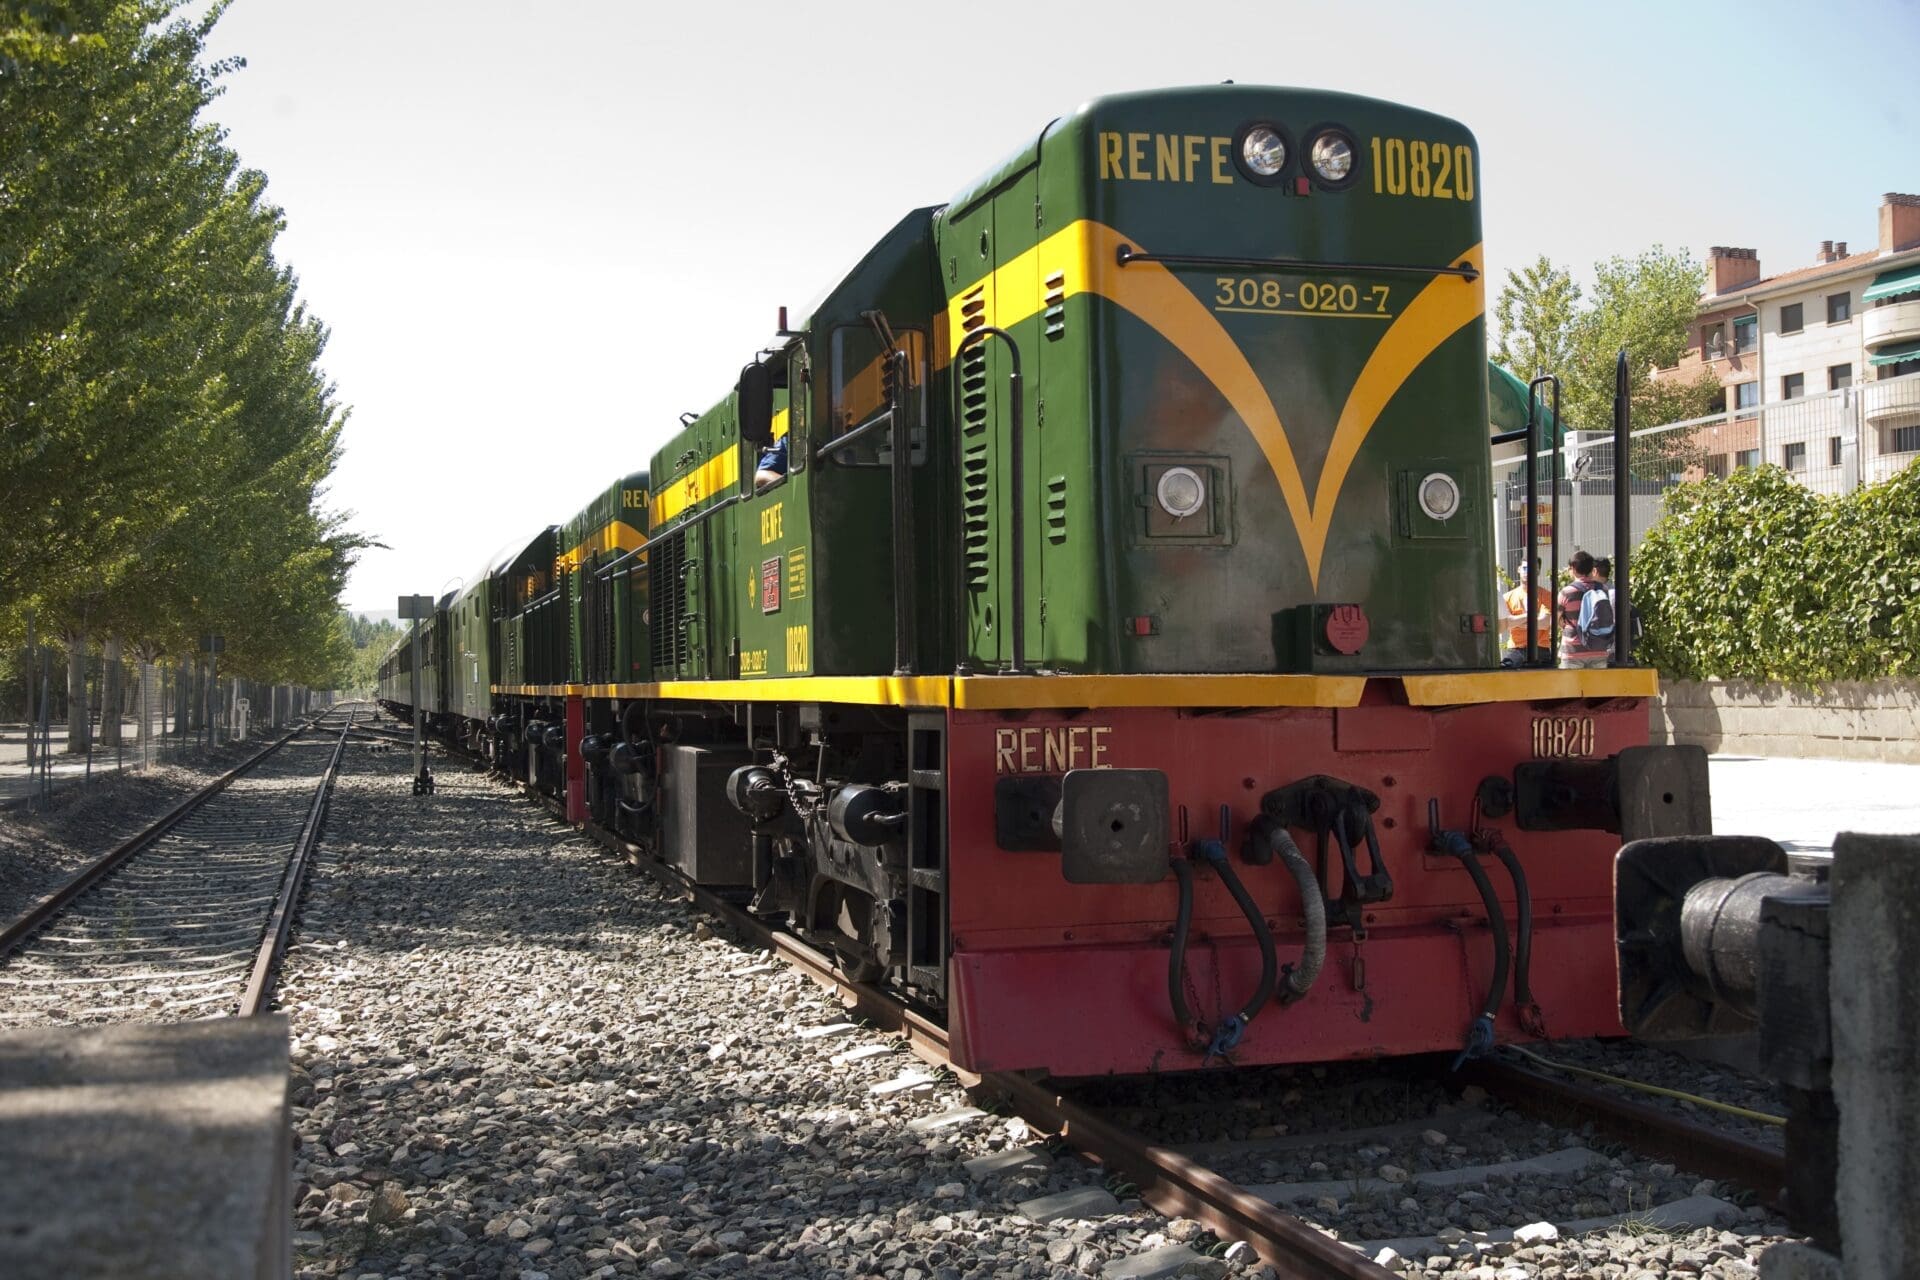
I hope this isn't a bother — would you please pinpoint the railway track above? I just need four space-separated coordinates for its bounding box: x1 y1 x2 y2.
541 792 1790 1279
0 704 359 1026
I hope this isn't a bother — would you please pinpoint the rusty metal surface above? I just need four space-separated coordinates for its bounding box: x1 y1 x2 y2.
565 797 1386 1279
238 710 355 1017
990 1071 1396 1280
1458 1057 1787 1204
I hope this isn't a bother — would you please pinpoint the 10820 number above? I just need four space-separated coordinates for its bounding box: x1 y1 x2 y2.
1369 137 1475 201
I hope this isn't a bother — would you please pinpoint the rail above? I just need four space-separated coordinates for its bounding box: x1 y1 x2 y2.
238 709 354 1016
513 765 1789 1278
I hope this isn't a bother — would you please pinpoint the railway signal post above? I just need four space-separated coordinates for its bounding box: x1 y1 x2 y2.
398 595 435 795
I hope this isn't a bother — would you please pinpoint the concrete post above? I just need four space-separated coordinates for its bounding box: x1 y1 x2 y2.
1831 832 1920 1275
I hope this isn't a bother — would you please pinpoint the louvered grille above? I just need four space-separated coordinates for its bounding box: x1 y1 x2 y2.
648 531 689 673
1043 270 1067 341
958 284 992 591
1045 474 1068 543
585 560 615 683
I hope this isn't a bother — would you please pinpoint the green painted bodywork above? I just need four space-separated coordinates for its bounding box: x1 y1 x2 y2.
935 86 1494 672
557 471 649 685
545 86 1515 687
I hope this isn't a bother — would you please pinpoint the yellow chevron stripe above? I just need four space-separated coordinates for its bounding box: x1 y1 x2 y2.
649 448 740 527
556 520 647 574
946 220 1484 588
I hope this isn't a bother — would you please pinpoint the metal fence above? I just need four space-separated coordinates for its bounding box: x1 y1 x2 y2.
1493 369 1920 574
9 648 329 812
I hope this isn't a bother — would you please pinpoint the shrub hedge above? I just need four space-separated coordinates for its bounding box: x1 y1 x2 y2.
1633 460 1920 682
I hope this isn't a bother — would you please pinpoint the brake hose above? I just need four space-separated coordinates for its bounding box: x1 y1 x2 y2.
1485 837 1542 1034
1248 822 1327 1003
1436 828 1510 1069
1167 839 1279 1059
1168 858 1200 1043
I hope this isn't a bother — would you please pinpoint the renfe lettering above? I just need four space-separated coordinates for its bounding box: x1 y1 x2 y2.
993 725 1114 774
1099 132 1235 185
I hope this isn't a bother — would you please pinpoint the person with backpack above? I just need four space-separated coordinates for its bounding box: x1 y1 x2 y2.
1592 557 1643 652
1557 550 1611 669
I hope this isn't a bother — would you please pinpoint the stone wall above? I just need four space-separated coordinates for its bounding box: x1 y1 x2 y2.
1650 679 1920 763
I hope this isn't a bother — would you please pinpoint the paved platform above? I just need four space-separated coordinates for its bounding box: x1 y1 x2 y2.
0 1016 292 1278
1708 754 1920 858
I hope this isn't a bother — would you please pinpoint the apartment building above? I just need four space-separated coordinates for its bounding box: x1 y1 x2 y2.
1658 193 1920 487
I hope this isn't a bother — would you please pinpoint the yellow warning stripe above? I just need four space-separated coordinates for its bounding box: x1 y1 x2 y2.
1401 668 1657 705
555 520 647 574
945 219 1484 589
488 670 1651 709
649 448 741 527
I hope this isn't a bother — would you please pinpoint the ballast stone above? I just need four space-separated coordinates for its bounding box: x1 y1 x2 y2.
1018 1185 1122 1223
1099 1242 1221 1279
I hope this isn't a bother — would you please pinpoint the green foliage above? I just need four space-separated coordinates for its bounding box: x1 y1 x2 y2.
344 613 402 694
1493 246 1722 478
1635 462 1920 682
0 0 360 690
1492 255 1579 385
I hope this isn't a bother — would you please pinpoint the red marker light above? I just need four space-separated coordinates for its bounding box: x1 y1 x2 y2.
1324 604 1368 654
1295 176 1312 196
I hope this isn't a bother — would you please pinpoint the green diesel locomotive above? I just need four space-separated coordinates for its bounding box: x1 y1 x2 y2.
382 85 1703 1076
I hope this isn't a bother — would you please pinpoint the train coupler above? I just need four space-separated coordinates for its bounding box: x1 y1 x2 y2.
1257 776 1392 927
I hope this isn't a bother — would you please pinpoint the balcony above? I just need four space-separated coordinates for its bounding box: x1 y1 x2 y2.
1862 370 1920 426
1864 298 1920 351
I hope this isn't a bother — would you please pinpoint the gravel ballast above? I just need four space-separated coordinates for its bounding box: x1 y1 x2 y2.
280 739 1808 1279
281 744 1224 1280
0 739 258 921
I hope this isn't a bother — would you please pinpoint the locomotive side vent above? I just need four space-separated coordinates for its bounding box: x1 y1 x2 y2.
1045 474 1069 543
958 283 992 591
1043 270 1067 341
648 529 688 674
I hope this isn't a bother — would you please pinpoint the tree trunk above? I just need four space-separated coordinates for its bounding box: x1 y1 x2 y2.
64 631 88 754
101 636 123 746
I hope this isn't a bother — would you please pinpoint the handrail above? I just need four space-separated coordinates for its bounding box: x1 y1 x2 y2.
1524 375 1562 667
1612 350 1633 666
954 326 1029 675
1115 244 1479 282
818 406 896 461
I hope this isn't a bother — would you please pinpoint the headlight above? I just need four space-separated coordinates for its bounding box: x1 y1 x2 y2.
1418 472 1461 521
1156 466 1206 519
1310 132 1354 184
1240 126 1287 177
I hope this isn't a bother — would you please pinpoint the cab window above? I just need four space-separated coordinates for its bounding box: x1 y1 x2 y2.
828 326 927 466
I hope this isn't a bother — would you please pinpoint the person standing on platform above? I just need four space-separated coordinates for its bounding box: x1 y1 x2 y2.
1557 551 1611 669
1501 561 1553 666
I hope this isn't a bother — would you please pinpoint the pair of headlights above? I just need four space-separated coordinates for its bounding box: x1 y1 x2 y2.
1241 125 1353 187
1153 468 1464 524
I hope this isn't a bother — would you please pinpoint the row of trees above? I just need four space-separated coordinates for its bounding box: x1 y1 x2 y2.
1 2 365 746
1493 248 1724 474
344 613 403 695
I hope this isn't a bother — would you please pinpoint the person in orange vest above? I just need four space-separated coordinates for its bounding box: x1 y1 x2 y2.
1500 560 1553 666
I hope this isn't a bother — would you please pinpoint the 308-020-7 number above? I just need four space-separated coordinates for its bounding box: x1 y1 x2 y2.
1213 277 1391 315
1369 137 1475 201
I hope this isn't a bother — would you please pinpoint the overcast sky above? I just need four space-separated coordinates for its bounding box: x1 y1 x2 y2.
196 0 1920 615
